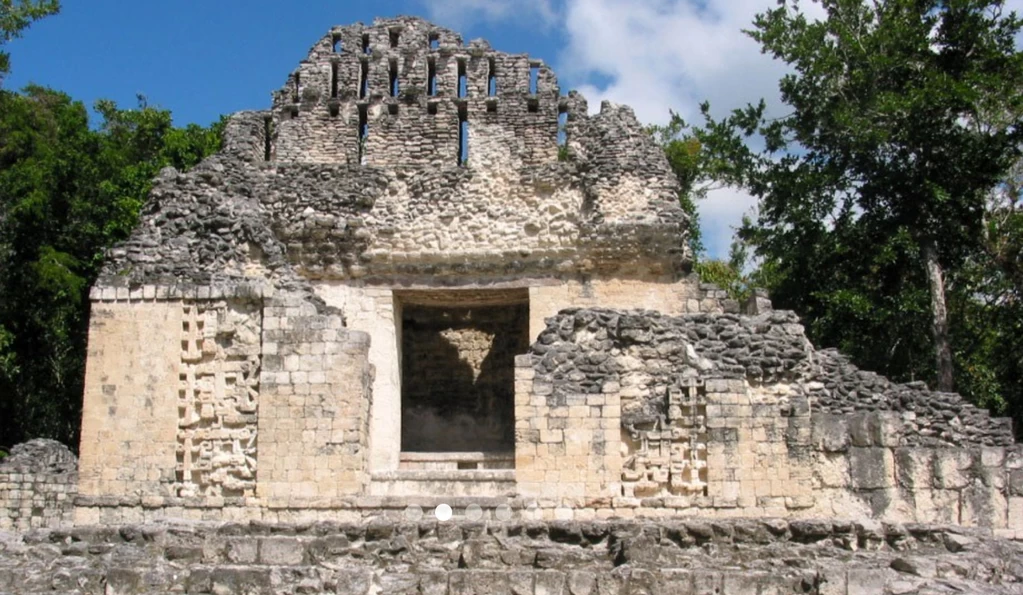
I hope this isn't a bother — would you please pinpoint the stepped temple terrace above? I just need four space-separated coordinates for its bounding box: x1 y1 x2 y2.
1 16 1022 595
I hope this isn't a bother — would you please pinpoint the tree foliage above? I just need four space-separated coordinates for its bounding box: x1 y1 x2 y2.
0 87 224 447
649 113 766 300
684 0 1023 434
0 0 58 83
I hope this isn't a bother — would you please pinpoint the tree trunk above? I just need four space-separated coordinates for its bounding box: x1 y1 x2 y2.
922 239 955 392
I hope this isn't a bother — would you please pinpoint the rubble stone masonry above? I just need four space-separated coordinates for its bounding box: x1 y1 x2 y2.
2 14 1021 595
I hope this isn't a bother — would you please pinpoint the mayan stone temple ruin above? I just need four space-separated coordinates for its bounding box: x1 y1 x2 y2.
3 16 1023 595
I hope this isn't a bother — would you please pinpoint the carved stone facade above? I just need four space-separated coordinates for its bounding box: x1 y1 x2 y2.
175 301 261 497
52 16 1021 547
621 378 709 498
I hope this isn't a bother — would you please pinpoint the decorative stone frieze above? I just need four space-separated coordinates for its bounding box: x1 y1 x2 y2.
174 301 261 498
52 16 1022 553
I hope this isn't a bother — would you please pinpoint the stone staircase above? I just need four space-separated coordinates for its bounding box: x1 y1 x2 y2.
0 519 1021 594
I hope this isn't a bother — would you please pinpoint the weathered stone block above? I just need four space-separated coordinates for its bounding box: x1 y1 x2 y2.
258 536 305 565
961 483 1007 529
895 448 933 489
567 571 596 595
724 571 805 595
1009 497 1023 532
815 452 851 488
847 568 887 594
450 570 512 595
810 415 851 451
104 568 141 595
1009 469 1023 497
690 570 722 594
419 572 450 595
535 570 566 595
891 556 937 578
210 568 274 595
847 412 900 448
380 573 420 595
815 568 846 595
225 537 258 563
933 450 973 490
849 448 893 490
329 570 372 595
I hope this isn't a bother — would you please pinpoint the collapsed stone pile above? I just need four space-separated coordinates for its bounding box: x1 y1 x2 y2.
1 519 1021 594
0 440 78 532
532 308 1014 447
0 440 77 474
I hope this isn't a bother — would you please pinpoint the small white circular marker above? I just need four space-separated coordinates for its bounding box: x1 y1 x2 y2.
465 503 483 521
524 500 540 520
435 503 453 522
495 504 514 522
403 505 424 522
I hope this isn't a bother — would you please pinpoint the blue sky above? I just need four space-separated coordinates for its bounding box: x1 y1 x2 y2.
5 0 567 127
3 0 851 259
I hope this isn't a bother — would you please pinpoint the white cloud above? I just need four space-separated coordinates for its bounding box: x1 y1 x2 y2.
558 0 814 259
700 186 758 261
419 0 559 29
560 0 816 124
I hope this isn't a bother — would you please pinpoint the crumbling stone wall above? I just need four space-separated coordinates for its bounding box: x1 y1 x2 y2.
257 293 374 505
0 440 77 531
102 19 688 287
515 308 1023 536
271 18 561 169
808 412 1023 530
1 519 1022 594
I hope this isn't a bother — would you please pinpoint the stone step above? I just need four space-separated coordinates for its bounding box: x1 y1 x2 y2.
0 519 1020 593
369 469 516 497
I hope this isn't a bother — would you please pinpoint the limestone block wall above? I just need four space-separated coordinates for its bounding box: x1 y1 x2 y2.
5 519 1023 595
220 110 268 164
0 440 77 531
79 300 182 499
76 284 374 522
514 353 622 503
513 364 815 515
514 307 1021 535
256 293 373 506
808 413 1023 534
527 277 731 339
313 284 402 472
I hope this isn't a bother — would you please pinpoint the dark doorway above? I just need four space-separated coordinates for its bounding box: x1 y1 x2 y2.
399 293 528 452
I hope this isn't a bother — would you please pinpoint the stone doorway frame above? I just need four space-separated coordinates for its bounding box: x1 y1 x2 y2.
392 288 528 471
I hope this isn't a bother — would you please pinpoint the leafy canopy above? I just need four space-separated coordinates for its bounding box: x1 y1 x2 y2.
0 0 58 83
684 0 1023 428
0 87 224 447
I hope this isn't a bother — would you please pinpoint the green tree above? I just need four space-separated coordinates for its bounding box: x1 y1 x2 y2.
0 0 59 83
648 115 708 257
699 0 1023 395
946 151 1023 428
0 88 223 447
649 114 768 300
